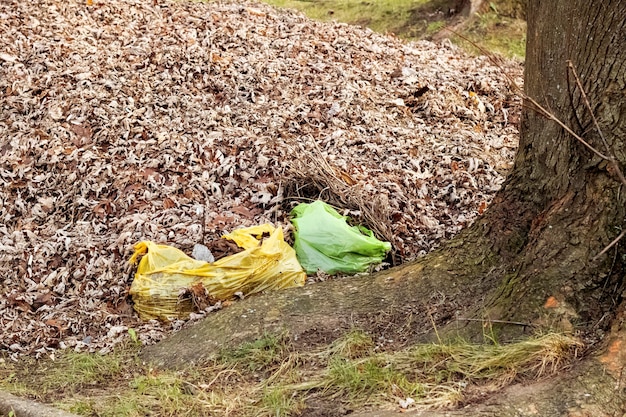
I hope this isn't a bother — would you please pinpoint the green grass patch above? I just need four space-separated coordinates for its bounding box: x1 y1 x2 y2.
295 331 582 408
42 350 124 391
257 386 305 417
263 0 429 36
453 11 526 59
326 328 375 359
0 332 581 416
326 356 419 400
218 332 291 371
261 0 526 59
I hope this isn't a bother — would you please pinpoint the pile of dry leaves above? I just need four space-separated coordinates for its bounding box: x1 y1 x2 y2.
0 0 522 358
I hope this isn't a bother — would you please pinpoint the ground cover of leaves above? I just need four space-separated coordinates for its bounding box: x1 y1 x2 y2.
0 0 522 358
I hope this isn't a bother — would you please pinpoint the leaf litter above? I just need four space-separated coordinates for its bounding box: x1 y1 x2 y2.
0 0 522 358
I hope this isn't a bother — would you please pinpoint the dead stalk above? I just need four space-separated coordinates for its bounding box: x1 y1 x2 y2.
523 95 611 160
456 317 532 328
593 229 626 261
566 61 626 187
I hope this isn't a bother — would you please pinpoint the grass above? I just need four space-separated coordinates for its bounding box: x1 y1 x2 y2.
258 386 305 416
263 0 428 36
261 0 527 59
218 332 290 371
43 350 124 390
325 329 375 359
452 11 526 58
0 331 581 416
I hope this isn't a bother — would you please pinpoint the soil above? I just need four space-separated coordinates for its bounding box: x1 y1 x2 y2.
303 399 355 417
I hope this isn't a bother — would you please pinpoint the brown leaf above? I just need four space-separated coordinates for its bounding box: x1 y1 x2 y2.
246 7 266 17
124 183 142 194
35 129 50 140
94 200 113 219
337 169 356 185
231 205 255 219
544 296 559 309
141 168 162 180
45 319 64 331
106 298 135 316
211 214 234 225
7 294 32 312
33 292 55 310
184 282 218 311
163 197 176 209
70 123 93 141
205 238 243 260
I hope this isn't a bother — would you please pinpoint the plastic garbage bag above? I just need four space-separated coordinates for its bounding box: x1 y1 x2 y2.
290 201 391 275
129 224 306 321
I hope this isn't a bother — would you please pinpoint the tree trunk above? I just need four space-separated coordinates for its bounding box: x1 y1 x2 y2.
144 0 626 414
482 0 626 332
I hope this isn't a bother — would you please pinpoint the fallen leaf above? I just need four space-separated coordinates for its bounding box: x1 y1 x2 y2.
231 205 254 218
45 319 64 331
163 197 176 209
33 292 55 310
544 296 559 309
70 123 93 140
246 7 266 17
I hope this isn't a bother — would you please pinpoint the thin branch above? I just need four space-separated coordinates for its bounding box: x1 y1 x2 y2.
566 60 586 133
567 60 626 187
444 28 610 160
427 309 443 344
566 61 626 259
593 229 626 261
567 61 611 154
456 317 532 327
442 28 523 92
523 95 611 160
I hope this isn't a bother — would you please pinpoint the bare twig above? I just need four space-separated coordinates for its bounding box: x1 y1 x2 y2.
567 61 626 187
565 61 626 258
456 317 533 327
523 95 611 160
445 28 611 160
593 229 626 261
567 62 612 155
428 309 443 344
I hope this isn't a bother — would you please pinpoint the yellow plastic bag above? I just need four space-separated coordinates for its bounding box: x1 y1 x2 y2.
129 224 306 321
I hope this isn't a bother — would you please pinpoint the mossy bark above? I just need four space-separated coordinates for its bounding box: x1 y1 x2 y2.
142 233 501 367
143 1 626 414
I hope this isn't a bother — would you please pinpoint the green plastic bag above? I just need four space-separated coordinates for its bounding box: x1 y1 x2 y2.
290 201 391 274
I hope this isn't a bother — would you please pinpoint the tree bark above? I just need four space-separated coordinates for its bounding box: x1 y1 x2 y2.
143 0 626 414
484 0 626 333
